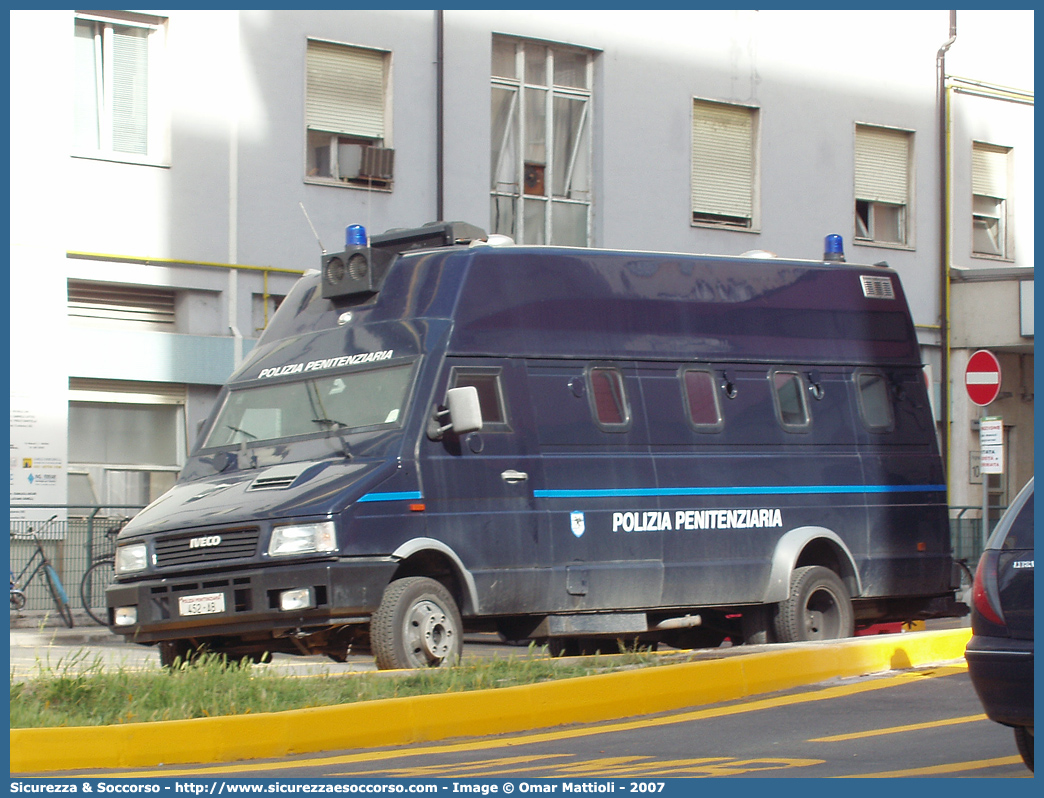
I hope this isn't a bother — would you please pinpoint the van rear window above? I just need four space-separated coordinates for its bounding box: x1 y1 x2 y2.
855 370 895 432
588 367 631 430
772 371 811 432
681 369 723 432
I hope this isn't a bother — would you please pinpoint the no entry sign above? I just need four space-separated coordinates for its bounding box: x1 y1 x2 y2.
965 349 1002 406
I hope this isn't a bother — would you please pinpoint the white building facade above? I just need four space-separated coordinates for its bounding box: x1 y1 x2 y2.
9 9 1033 522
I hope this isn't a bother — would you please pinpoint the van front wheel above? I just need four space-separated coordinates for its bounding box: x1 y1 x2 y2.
773 566 854 642
372 577 463 670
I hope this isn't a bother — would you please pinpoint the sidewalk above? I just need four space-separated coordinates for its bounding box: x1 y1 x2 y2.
9 610 125 647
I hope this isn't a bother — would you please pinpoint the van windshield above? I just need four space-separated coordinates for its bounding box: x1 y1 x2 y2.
203 361 414 448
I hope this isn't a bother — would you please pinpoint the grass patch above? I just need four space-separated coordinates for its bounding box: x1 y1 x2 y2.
11 645 665 729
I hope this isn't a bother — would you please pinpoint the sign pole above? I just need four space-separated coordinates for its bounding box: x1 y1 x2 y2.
964 350 1003 551
981 406 989 549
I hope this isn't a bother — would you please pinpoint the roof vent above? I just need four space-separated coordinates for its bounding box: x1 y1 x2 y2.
860 275 896 300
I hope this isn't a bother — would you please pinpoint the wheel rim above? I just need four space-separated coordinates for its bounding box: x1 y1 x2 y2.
403 598 456 666
803 587 841 639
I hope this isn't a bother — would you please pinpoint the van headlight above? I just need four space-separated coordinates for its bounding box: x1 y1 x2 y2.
115 543 148 574
268 521 337 557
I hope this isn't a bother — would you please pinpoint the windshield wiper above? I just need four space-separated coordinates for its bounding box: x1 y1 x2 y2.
226 424 258 440
312 418 347 429
312 418 352 459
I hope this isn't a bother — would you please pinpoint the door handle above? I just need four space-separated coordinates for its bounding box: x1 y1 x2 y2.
501 469 529 484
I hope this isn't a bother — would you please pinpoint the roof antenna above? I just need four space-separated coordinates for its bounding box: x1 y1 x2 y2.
299 202 326 255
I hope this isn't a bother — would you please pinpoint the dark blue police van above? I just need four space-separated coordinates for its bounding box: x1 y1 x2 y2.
106 222 964 668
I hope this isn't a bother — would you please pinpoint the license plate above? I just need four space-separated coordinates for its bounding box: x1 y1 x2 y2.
178 592 226 617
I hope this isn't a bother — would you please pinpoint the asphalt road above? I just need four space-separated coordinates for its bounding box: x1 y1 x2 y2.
261 666 1027 779
17 650 1029 779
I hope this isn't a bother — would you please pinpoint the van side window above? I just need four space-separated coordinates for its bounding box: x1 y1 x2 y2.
588 367 631 430
451 370 507 426
681 369 723 432
772 370 811 432
854 370 894 432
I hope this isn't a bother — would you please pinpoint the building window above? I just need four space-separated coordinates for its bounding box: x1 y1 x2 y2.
68 379 186 507
252 293 285 335
691 100 758 230
972 142 1013 259
490 36 593 246
305 39 393 187
73 11 166 162
68 280 175 331
854 124 912 246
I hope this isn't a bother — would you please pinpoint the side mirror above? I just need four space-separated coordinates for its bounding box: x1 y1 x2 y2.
427 386 484 440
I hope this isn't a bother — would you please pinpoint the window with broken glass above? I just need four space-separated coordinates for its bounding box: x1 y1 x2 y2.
490 37 593 246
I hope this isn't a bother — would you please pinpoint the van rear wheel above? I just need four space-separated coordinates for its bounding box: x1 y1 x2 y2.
773 565 854 642
371 577 462 670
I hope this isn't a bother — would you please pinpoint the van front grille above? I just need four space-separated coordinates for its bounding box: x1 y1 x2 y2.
155 528 260 568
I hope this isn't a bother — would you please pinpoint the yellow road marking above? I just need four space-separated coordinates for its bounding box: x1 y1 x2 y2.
810 712 988 742
339 755 825 779
76 665 966 777
333 753 574 778
837 755 1024 778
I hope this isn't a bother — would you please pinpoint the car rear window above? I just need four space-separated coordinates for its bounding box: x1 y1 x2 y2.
1002 491 1034 550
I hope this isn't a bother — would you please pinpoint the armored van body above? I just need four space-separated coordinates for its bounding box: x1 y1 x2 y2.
107 224 963 667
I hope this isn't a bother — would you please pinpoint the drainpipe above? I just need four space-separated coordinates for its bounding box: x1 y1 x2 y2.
436 10 445 222
936 10 957 500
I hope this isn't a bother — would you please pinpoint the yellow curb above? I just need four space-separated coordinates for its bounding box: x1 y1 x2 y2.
10 628 971 773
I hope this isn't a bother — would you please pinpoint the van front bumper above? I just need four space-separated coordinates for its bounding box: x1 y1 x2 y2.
105 558 398 644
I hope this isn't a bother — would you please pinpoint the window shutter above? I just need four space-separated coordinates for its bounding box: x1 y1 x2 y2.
68 280 175 326
692 101 754 219
855 126 909 204
70 378 186 405
972 144 1008 199
306 40 385 139
110 25 149 154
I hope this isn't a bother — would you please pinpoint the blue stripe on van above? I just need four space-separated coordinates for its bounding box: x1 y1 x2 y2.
534 484 947 499
358 491 424 503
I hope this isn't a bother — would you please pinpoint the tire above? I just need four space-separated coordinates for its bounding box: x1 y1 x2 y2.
80 559 115 626
1014 726 1034 772
44 564 74 628
773 565 854 643
371 576 462 670
10 589 26 611
159 640 200 668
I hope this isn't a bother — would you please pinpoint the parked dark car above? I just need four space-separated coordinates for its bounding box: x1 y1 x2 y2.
966 476 1034 772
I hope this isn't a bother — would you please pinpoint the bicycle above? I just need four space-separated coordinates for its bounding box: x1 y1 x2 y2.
10 515 74 628
80 521 125 626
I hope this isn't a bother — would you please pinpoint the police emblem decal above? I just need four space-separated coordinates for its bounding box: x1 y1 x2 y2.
570 511 586 538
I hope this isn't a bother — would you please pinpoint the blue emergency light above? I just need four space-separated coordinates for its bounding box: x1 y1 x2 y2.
823 234 845 262
346 224 368 247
